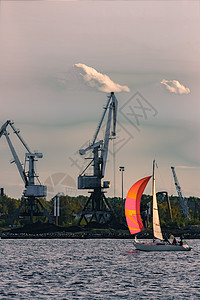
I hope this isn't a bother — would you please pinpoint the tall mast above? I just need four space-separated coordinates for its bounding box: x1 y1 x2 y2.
152 160 163 241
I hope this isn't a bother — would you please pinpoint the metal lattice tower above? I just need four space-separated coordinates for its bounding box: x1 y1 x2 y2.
171 166 189 219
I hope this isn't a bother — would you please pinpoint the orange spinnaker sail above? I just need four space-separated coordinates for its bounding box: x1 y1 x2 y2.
125 176 151 235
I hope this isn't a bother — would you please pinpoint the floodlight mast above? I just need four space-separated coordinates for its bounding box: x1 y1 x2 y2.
0 120 52 224
78 92 118 226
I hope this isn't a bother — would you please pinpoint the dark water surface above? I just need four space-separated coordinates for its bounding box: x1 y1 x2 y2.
0 239 199 299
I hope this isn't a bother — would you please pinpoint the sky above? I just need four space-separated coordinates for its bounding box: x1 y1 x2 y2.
0 1 200 200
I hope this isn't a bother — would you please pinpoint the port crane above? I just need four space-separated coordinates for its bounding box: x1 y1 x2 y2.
78 92 118 225
0 120 52 224
140 191 173 227
171 166 189 219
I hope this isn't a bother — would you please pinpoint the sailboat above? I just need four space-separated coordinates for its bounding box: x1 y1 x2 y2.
125 160 191 251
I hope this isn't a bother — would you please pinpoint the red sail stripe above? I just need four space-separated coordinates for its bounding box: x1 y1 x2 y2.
125 176 151 235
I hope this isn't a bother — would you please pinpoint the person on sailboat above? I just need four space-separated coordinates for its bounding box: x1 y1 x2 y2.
164 236 171 245
172 237 177 245
179 236 184 246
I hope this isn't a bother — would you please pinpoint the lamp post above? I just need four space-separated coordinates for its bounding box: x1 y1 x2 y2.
53 194 60 226
119 166 125 217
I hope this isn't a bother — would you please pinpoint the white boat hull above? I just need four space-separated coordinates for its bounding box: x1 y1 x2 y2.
133 240 191 252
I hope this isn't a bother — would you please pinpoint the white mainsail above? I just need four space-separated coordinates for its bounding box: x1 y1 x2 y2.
152 160 163 241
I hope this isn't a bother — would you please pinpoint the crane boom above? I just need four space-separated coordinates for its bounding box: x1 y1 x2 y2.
0 120 28 185
101 104 112 177
92 93 113 145
171 166 189 219
9 121 31 153
101 94 117 177
112 93 118 136
4 131 28 186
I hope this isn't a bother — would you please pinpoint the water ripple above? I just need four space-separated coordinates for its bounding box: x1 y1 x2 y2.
0 239 199 299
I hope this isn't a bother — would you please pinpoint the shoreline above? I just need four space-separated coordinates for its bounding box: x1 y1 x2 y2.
1 228 200 239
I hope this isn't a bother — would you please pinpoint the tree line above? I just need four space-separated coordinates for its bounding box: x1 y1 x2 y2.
0 194 199 228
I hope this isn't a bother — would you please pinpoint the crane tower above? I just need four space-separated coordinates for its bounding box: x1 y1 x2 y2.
78 92 118 226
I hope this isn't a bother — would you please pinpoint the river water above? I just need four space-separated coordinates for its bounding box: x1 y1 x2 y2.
0 239 199 299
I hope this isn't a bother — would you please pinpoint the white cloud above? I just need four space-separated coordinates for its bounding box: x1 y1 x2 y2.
74 63 130 93
160 79 190 95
